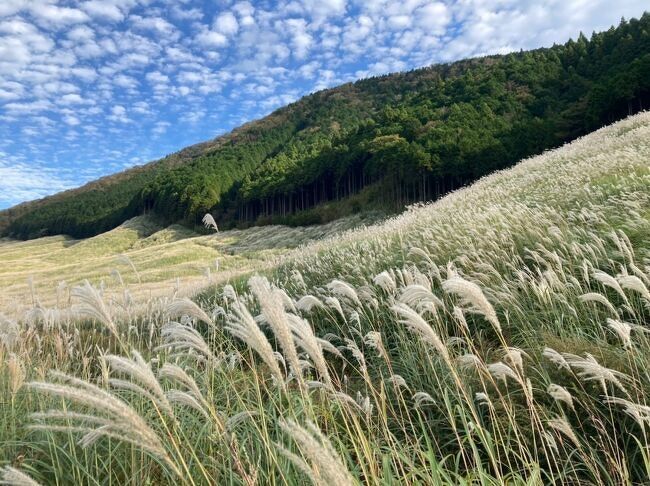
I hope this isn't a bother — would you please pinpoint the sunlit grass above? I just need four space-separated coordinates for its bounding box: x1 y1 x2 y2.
1 113 650 484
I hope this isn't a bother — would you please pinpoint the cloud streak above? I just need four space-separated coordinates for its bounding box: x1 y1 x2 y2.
0 0 647 208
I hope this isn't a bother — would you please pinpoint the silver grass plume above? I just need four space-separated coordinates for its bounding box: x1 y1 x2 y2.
104 351 174 418
547 417 581 448
607 318 633 348
295 295 324 313
547 384 575 411
159 363 212 420
158 321 216 363
276 419 355 486
373 271 396 294
225 299 285 386
413 391 436 407
442 273 501 333
27 371 174 472
592 270 629 305
286 313 332 387
391 303 449 361
202 213 219 232
617 275 650 302
0 313 20 350
564 353 628 394
165 298 213 326
326 279 361 306
71 280 117 338
0 466 41 486
249 276 303 386
603 396 650 428
398 284 444 316
579 292 619 318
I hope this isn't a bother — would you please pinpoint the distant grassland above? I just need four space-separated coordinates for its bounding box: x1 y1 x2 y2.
0 213 381 318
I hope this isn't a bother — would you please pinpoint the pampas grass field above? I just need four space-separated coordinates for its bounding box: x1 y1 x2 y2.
1 112 650 484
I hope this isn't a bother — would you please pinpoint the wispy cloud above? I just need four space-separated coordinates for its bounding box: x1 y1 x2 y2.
0 0 647 208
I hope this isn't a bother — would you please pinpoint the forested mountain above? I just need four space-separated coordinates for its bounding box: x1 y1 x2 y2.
2 14 649 240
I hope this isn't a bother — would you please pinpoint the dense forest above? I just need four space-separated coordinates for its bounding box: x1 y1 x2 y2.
2 14 649 239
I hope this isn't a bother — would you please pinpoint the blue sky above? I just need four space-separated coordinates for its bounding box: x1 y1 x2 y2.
0 0 647 209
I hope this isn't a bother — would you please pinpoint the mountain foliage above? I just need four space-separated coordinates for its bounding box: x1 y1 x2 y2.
2 14 649 239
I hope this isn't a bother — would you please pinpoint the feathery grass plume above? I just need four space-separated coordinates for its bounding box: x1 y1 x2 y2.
604 396 650 428
373 271 397 294
226 411 258 432
547 417 581 448
104 351 174 418
71 280 117 338
295 295 324 312
398 284 444 315
159 363 213 420
27 371 177 475
487 362 521 385
592 270 629 304
249 276 303 386
225 299 285 386
7 353 25 396
202 213 219 232
564 353 628 394
117 254 141 283
276 419 356 486
413 391 436 408
386 374 408 389
363 331 388 361
0 466 41 486
286 313 332 387
326 279 361 306
442 273 501 333
503 347 528 373
457 353 483 371
475 392 492 408
158 321 216 362
0 312 20 350
579 292 619 318
542 347 570 371
547 384 575 411
617 275 650 302
165 298 213 326
607 318 633 348
324 296 346 320
391 303 449 361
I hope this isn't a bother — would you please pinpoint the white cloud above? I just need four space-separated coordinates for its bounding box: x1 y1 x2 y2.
214 11 239 36
30 4 90 28
195 29 228 47
81 1 125 22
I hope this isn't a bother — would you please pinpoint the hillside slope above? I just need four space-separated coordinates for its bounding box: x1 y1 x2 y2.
2 112 649 484
2 14 649 240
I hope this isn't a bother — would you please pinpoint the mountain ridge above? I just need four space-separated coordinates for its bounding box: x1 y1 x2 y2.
2 13 649 239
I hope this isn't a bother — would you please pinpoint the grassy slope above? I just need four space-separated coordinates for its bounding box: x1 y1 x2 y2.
1 113 650 484
0 213 379 319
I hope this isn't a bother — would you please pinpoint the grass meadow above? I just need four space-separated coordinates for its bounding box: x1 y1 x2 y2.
1 113 650 484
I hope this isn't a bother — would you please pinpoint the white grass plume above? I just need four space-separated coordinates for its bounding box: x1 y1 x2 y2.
0 466 41 486
158 321 216 362
225 299 285 386
276 419 355 486
547 384 575 411
27 371 174 471
391 302 449 361
71 280 117 338
249 276 303 386
202 213 219 232
165 298 213 326
286 313 332 387
104 351 174 418
442 273 501 332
